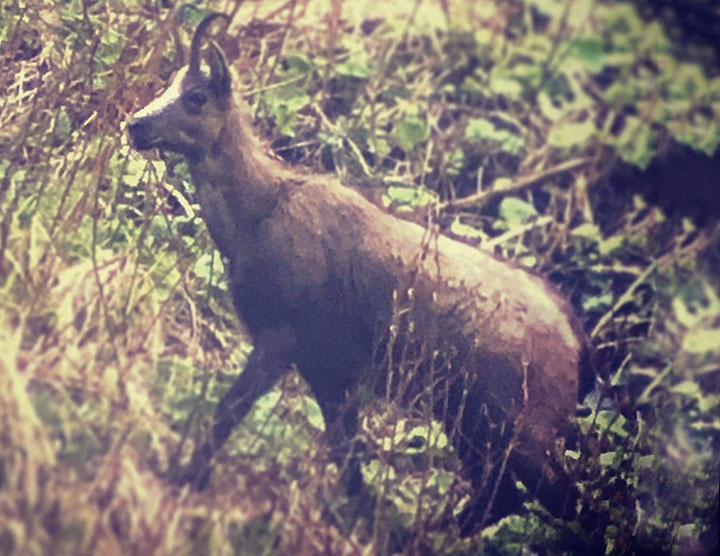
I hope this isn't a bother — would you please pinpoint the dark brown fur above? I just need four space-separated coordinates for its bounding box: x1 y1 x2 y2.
128 14 581 534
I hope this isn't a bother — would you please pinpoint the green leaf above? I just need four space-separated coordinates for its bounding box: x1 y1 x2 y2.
383 185 437 210
582 293 613 312
98 28 124 67
672 282 720 327
264 86 310 136
666 63 707 101
571 223 600 241
669 115 720 156
253 391 282 423
445 147 464 174
335 51 372 79
612 116 657 169
284 53 314 75
193 253 216 283
489 67 524 98
597 234 624 255
395 115 429 152
538 91 564 121
465 117 494 140
594 410 629 438
460 75 487 100
450 217 484 240
498 197 537 228
603 80 639 105
571 37 605 73
466 118 525 154
54 108 73 142
670 380 702 397
538 73 593 121
304 397 325 430
510 63 542 88
123 156 151 187
149 214 170 240
522 35 554 59
683 329 720 355
473 28 493 46
601 51 636 68
548 120 596 148
601 3 644 37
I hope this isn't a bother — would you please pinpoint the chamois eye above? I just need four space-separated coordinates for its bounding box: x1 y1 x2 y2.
186 91 207 108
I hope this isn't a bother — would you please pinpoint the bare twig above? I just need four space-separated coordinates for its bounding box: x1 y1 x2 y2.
439 157 589 212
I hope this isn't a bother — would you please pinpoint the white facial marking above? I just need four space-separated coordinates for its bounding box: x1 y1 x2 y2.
133 67 188 119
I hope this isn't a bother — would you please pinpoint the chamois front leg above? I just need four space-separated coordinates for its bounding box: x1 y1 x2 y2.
177 325 298 489
318 397 364 495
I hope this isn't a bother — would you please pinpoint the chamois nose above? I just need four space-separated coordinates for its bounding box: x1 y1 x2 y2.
127 118 152 150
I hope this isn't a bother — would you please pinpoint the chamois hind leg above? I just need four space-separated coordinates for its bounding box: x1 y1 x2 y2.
509 434 576 520
440 378 524 535
455 402 575 535
176 325 297 489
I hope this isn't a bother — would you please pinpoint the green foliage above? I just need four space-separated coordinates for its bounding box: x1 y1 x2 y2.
496 197 538 229
466 118 525 155
383 184 438 212
262 85 311 137
395 114 430 153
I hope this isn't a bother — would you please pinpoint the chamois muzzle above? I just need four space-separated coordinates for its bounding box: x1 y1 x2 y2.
127 120 153 150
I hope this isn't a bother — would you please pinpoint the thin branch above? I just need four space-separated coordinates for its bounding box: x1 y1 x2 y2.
591 260 658 340
439 157 589 212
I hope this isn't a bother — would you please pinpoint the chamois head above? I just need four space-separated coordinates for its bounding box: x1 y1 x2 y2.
128 13 231 161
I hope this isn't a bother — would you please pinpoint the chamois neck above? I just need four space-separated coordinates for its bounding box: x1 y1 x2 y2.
192 101 286 224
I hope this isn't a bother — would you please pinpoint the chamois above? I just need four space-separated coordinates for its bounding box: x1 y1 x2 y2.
128 13 583 533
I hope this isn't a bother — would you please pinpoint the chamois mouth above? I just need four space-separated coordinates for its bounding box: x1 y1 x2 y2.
127 120 203 159
130 135 155 151
127 120 157 150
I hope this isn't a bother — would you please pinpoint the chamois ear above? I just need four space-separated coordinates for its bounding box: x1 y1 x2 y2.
207 40 231 106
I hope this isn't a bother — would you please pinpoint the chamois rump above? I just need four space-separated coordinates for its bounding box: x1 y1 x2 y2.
128 14 582 533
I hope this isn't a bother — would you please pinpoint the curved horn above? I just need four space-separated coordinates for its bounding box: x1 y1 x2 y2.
171 21 185 68
189 12 230 76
